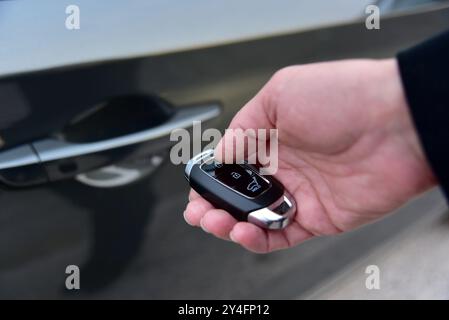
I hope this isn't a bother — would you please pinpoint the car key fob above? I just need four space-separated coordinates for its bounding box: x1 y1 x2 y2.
185 149 296 229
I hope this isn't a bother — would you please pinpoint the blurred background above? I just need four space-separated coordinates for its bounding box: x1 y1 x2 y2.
1 0 449 299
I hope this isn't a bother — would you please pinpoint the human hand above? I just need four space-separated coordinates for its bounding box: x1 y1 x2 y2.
184 59 436 253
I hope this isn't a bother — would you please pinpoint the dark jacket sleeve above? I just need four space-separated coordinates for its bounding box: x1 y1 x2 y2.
397 31 449 198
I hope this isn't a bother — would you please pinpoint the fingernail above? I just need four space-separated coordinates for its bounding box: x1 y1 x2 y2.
200 218 210 233
183 211 194 226
229 230 237 243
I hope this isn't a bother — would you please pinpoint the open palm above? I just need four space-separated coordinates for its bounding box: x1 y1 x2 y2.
184 59 435 253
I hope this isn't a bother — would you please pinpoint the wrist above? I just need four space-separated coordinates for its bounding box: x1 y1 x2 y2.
380 58 437 190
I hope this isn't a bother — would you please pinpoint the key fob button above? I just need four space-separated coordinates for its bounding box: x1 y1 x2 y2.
214 165 251 188
233 173 270 197
201 161 218 176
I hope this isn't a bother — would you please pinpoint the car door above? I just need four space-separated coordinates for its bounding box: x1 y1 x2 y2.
1 0 449 299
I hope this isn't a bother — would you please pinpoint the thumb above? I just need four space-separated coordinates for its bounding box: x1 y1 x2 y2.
214 87 276 164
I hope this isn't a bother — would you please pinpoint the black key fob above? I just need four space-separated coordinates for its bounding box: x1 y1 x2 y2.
185 149 296 229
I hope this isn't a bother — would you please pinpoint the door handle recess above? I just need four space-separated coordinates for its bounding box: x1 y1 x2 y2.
0 103 220 187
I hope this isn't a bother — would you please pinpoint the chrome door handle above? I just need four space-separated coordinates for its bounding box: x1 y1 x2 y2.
0 103 220 187
34 104 220 162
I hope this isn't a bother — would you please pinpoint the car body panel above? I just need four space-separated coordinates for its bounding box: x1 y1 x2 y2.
0 2 448 298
